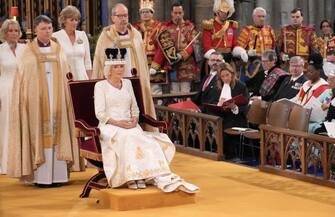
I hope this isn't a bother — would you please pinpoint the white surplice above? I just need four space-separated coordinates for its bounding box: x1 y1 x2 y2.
94 79 199 193
32 46 68 184
53 29 92 80
0 42 26 174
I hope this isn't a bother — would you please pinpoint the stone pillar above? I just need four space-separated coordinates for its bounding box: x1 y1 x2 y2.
279 0 296 27
153 0 166 21
256 0 273 25
237 0 255 27
193 0 212 30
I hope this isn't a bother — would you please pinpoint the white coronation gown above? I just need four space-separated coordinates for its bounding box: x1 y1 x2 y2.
94 79 199 193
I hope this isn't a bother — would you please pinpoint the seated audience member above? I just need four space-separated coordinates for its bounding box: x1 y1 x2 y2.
323 50 335 77
94 48 198 193
314 71 335 134
216 63 249 129
252 50 288 102
273 56 307 100
291 53 332 133
216 63 249 159
192 52 223 112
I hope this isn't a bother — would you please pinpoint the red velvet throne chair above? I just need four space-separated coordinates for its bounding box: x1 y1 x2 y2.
66 71 167 198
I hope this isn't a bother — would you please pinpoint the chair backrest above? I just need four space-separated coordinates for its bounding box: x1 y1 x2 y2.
288 105 311 132
266 100 292 128
247 100 269 125
128 78 145 115
67 78 101 127
67 74 144 127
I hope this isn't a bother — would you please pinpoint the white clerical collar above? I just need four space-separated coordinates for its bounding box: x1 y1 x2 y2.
219 83 232 101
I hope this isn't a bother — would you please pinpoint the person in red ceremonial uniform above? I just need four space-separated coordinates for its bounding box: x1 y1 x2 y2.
232 7 276 88
133 0 163 96
150 2 199 93
202 0 237 63
276 8 319 67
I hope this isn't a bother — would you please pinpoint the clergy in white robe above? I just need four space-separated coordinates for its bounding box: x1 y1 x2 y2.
53 5 92 80
92 3 156 131
94 47 198 193
7 16 77 185
0 19 26 174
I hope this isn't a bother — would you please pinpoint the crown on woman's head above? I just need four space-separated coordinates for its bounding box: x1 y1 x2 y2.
104 48 127 65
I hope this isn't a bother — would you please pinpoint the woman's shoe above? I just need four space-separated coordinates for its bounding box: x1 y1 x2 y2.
136 180 146 189
127 181 138 190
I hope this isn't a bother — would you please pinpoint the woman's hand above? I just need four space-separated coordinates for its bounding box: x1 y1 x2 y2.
321 102 330 111
107 117 137 129
117 120 137 129
223 102 237 110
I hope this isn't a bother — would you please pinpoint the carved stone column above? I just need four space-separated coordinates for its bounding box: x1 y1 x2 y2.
256 0 273 26
153 0 166 21
193 0 212 29
279 0 296 27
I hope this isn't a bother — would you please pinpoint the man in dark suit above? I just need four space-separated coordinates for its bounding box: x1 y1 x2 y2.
273 56 307 100
192 52 223 112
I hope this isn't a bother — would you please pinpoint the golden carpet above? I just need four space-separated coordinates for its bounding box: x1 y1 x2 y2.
1 153 335 217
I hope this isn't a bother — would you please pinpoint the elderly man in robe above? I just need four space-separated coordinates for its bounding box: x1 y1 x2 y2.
8 15 77 187
92 3 156 130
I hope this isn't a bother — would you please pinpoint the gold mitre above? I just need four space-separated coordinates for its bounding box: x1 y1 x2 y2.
213 0 235 18
139 0 155 13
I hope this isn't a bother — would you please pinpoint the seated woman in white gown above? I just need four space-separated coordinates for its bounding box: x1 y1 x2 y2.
94 48 198 193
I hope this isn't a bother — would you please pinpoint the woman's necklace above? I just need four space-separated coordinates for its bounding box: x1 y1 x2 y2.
108 79 122 89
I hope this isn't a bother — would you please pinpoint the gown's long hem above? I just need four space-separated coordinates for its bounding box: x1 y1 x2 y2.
109 173 199 194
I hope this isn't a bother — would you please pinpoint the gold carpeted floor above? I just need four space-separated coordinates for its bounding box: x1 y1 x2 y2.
1 153 335 217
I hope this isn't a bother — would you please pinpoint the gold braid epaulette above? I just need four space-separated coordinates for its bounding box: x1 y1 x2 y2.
230 20 238 29
202 19 214 31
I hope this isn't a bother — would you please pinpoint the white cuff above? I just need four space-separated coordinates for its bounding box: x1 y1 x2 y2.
204 49 216 59
231 106 239 115
232 46 245 57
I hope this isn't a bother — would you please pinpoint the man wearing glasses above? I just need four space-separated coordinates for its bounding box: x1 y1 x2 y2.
92 3 156 130
273 56 307 101
192 52 223 112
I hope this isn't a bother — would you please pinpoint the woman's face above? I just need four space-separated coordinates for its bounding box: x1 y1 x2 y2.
64 17 79 31
108 64 125 79
321 21 332 36
6 24 20 43
220 69 232 84
306 65 320 83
